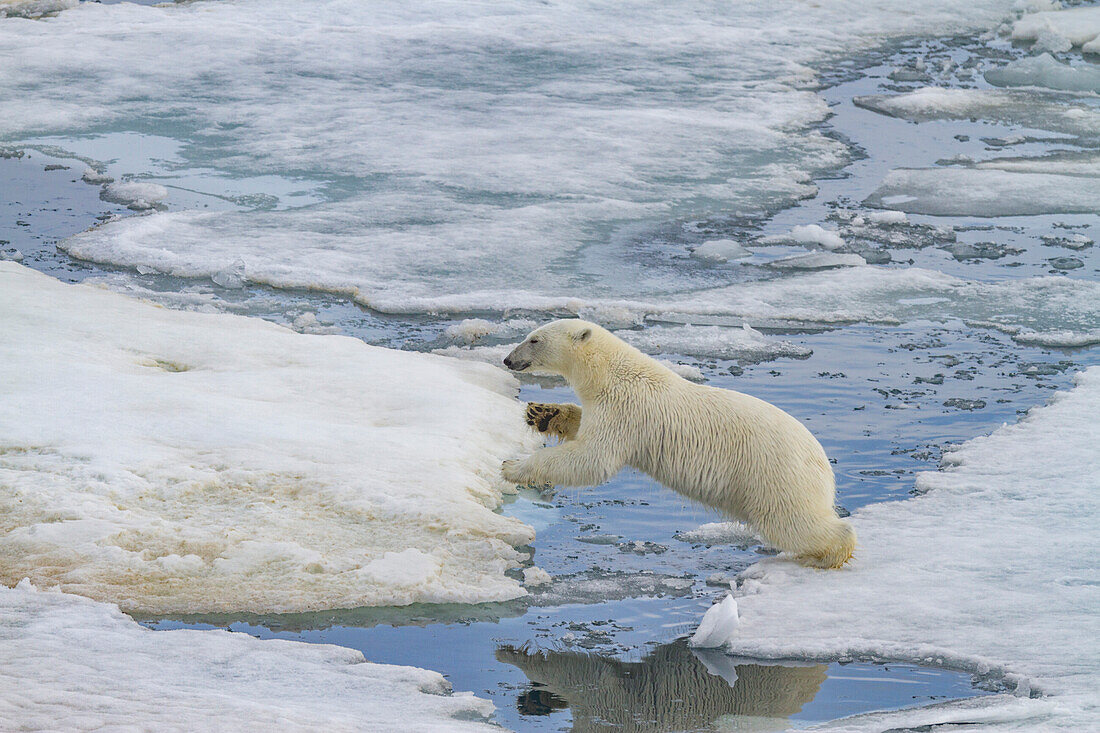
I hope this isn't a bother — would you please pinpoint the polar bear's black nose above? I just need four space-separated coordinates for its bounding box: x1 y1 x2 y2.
504 355 515 369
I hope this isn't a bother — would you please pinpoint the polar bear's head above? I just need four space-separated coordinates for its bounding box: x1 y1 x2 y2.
503 319 596 376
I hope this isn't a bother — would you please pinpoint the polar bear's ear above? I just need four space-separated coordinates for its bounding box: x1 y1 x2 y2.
573 327 592 342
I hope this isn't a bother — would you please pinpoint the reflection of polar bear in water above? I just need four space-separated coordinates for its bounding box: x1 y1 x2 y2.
498 639 826 732
502 320 855 568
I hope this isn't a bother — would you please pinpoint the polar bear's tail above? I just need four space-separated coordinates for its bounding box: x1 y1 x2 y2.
797 518 857 569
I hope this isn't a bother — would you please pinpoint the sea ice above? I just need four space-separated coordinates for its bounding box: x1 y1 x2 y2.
675 521 760 547
767 252 866 270
617 324 812 364
0 262 538 614
0 0 1021 315
689 594 739 649
691 239 752 263
854 88 1100 138
985 53 1100 93
100 180 168 211
1012 5 1100 48
695 367 1100 731
0 581 497 732
762 224 845 251
866 167 1100 216
0 0 74 18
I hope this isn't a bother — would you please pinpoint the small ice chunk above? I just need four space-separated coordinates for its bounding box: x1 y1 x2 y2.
689 594 739 648
763 224 845 251
864 210 909 225
1033 29 1073 53
81 167 114 185
691 239 751 263
675 521 759 546
1012 329 1100 347
211 257 247 289
1049 256 1084 270
0 0 77 18
0 247 23 262
291 312 340 334
522 567 552 587
1013 6 1100 47
660 360 704 382
101 181 168 211
768 252 866 270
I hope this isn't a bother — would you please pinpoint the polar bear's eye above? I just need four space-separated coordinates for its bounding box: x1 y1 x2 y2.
530 338 539 344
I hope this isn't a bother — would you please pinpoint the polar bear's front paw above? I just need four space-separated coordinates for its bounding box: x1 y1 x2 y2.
525 402 581 441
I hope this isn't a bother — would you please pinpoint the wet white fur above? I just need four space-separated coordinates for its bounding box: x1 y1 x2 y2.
502 320 855 568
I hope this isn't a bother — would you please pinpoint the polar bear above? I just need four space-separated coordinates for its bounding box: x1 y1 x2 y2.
501 319 855 568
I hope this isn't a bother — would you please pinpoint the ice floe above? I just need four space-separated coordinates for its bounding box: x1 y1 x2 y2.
761 224 845 251
0 262 537 614
618 324 812 363
0 580 497 732
690 239 752 263
1012 5 1100 49
695 366 1100 731
985 53 1100 93
866 167 1100 216
0 0 74 19
0 0 1023 315
854 88 1100 138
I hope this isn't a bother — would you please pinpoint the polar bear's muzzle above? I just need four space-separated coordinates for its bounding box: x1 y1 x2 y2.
503 343 534 372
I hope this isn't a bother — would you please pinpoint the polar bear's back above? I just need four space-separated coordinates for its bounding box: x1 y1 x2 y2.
628 380 836 525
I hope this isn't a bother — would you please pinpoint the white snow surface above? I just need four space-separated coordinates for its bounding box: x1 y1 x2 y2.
0 580 497 732
702 367 1100 731
0 262 538 614
1012 5 1100 47
0 0 1022 313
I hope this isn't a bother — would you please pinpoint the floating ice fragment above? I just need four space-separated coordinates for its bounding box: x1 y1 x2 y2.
1012 6 1100 47
867 168 1100 216
762 224 845 251
211 257 247 289
985 54 1100 93
101 181 168 211
768 252 866 270
522 567 552 587
689 594 739 648
1048 256 1083 270
691 239 752 263
0 246 22 262
80 167 114 185
675 521 760 547
618 324 812 363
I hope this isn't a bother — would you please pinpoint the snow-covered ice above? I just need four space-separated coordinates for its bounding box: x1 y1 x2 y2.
101 180 168 211
674 521 760 547
696 367 1100 731
767 252 866 270
854 88 1100 137
1012 5 1100 48
761 224 845 251
0 262 537 614
0 580 497 732
866 167 1100 216
617 324 812 363
689 594 739 649
985 53 1100 94
0 0 1021 314
691 239 752 263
